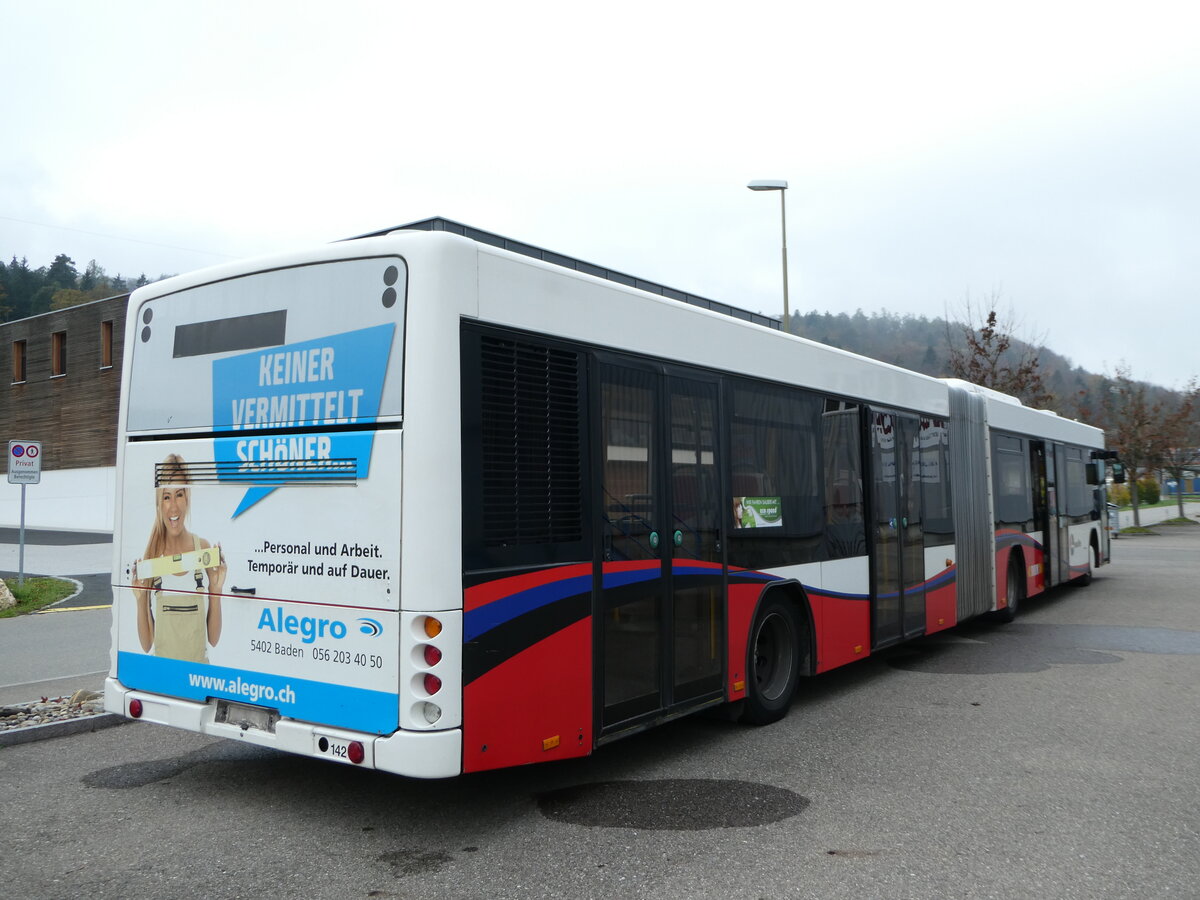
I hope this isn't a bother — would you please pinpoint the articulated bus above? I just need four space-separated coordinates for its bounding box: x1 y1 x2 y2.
105 219 1118 778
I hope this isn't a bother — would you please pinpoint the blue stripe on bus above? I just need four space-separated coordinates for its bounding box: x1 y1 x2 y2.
464 562 885 643
464 563 726 642
464 575 593 642
117 651 398 735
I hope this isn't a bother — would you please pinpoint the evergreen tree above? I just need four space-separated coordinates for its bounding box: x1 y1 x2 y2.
45 253 79 289
4 256 37 320
79 259 106 292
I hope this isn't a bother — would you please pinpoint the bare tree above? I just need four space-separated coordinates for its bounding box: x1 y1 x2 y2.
1102 364 1167 528
1158 380 1199 519
946 293 1053 408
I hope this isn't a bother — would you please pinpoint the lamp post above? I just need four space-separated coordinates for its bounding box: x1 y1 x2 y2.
747 179 790 333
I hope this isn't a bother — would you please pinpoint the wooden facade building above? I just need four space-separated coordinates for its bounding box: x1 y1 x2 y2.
1 294 128 470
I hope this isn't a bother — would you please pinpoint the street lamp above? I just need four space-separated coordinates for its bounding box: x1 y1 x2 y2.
747 179 790 333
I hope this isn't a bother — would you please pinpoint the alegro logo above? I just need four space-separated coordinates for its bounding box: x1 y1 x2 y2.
357 618 383 636
255 607 383 643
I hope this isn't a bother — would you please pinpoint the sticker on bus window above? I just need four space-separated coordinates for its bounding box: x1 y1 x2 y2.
733 496 783 529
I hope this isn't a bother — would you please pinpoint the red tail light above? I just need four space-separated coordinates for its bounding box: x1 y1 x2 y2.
423 644 443 666
424 674 442 695
129 698 143 718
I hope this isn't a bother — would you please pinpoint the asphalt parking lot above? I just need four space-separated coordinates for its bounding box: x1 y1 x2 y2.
0 525 1197 899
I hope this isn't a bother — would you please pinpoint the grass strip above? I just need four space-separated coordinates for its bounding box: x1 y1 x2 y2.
1 577 76 618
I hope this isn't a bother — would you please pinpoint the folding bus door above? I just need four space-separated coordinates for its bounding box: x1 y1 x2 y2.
870 409 926 648
1030 440 1053 591
596 359 723 734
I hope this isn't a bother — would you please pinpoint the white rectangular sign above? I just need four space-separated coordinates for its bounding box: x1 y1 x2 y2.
7 440 42 484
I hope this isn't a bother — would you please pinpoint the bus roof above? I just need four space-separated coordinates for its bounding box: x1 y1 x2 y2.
344 217 783 332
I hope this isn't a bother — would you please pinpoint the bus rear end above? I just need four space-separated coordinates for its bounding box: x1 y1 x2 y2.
104 246 461 778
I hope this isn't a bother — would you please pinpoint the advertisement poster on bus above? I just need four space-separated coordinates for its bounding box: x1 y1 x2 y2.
733 496 783 528
115 258 406 734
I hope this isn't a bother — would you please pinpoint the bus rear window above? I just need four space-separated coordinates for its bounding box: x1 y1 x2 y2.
173 310 288 358
127 257 406 433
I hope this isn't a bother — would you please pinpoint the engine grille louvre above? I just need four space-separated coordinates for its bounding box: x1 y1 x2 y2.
479 335 583 548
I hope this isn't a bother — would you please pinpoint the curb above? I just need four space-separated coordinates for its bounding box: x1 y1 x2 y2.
0 712 126 747
44 576 86 609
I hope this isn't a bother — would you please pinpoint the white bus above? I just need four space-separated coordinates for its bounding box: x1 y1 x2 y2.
105 219 1117 778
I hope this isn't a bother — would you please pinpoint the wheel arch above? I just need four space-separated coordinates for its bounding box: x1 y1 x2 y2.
748 579 815 677
998 542 1025 608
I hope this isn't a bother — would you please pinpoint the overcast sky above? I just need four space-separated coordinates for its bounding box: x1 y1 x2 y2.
4 1 1198 391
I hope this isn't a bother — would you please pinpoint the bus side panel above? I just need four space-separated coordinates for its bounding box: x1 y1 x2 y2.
995 540 1013 611
811 589 871 673
924 554 958 635
998 532 1046 609
995 530 1042 610
726 579 766 699
807 558 871 674
462 567 592 773
1026 531 1048 597
1067 522 1098 580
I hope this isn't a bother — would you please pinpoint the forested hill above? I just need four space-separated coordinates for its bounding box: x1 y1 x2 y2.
0 253 169 322
792 308 1168 423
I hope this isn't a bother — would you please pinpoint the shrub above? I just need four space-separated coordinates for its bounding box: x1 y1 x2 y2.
1109 484 1130 506
1136 476 1161 506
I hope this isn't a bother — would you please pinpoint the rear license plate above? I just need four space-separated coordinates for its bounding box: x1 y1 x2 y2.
215 700 278 733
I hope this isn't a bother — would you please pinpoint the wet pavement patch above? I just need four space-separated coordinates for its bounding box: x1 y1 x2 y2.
537 778 809 830
1038 624 1200 655
888 623 1200 675
377 849 453 877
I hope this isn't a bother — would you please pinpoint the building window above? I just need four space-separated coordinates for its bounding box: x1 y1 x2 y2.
12 340 26 383
101 320 113 369
51 331 67 376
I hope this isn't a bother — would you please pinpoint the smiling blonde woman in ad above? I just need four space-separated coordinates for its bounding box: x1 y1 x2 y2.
132 453 227 663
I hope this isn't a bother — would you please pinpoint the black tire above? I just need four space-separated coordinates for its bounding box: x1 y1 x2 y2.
741 594 803 725
996 555 1024 623
1074 541 1098 586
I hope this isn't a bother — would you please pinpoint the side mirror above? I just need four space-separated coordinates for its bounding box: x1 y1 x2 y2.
1110 462 1127 484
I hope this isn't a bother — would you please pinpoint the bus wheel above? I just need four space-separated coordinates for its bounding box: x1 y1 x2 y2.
1074 541 1097 586
741 594 802 725
996 556 1024 623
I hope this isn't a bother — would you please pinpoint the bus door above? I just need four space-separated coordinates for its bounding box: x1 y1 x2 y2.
1052 443 1072 584
597 360 724 733
869 409 926 648
1030 440 1052 590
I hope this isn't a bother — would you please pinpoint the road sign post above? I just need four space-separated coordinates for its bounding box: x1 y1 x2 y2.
8 441 43 587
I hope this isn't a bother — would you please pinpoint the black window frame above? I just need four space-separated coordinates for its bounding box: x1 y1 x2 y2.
992 432 1034 527
726 376 828 569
